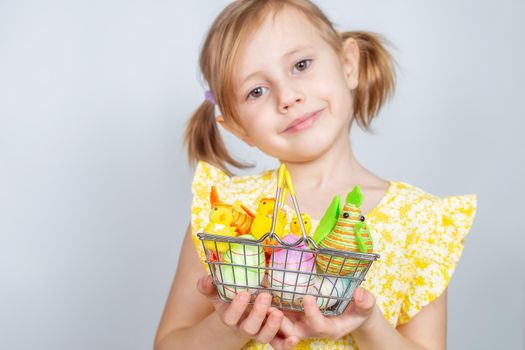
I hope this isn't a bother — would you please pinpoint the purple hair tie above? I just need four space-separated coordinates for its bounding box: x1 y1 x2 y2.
204 90 216 105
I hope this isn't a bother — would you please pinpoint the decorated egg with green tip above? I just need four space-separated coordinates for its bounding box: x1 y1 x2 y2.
313 186 374 275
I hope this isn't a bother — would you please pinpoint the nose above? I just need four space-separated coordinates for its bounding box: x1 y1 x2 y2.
277 80 305 113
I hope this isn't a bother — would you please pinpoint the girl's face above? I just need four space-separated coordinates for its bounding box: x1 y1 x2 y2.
219 7 359 163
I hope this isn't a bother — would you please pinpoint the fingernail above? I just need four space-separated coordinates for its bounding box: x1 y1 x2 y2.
356 288 364 303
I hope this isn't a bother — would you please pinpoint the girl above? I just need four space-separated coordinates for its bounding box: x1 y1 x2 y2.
155 0 477 349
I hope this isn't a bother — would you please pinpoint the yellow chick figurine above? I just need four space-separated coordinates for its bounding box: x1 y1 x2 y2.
204 202 237 253
251 198 287 240
251 198 276 240
290 213 312 236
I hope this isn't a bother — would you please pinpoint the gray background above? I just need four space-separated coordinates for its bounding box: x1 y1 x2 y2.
1 0 524 349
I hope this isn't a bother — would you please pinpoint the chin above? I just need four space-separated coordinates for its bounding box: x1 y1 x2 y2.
258 124 344 162
279 137 336 163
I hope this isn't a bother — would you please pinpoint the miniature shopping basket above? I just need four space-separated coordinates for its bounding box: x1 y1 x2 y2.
197 164 379 316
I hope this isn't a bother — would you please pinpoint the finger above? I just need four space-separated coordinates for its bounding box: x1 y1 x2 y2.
282 309 301 323
254 309 283 343
350 287 376 316
220 291 251 327
277 313 297 338
197 275 228 309
238 292 272 335
196 275 221 303
196 275 215 295
270 335 299 350
303 295 328 333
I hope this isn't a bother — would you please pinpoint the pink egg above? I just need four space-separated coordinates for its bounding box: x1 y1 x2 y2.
268 234 315 303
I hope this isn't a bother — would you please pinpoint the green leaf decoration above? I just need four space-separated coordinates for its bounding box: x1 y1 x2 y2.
313 195 341 244
346 185 364 207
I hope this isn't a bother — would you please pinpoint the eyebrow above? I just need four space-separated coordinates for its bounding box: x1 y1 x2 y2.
239 45 314 86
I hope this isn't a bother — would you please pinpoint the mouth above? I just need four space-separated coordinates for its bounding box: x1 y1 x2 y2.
282 108 325 133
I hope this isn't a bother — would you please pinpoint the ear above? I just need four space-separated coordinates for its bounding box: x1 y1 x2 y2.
346 185 364 207
215 115 255 147
313 195 341 244
341 37 360 90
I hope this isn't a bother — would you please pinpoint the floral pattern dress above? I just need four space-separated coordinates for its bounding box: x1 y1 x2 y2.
189 161 477 349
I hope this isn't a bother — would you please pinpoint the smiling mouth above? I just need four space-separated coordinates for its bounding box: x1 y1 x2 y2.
282 108 325 133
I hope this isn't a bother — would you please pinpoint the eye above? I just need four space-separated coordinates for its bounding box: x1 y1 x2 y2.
292 59 313 74
247 86 268 100
244 59 312 100
294 221 297 224
214 207 218 211
343 212 349 218
360 215 365 222
262 201 266 205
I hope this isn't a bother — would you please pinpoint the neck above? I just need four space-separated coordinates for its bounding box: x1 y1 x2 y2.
280 131 364 192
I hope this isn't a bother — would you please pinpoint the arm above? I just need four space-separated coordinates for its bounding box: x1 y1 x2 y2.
278 287 446 350
154 224 248 350
352 288 447 350
154 224 298 350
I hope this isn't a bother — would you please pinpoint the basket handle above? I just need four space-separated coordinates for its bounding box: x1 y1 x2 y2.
268 164 287 239
268 164 318 248
277 163 286 189
284 169 311 244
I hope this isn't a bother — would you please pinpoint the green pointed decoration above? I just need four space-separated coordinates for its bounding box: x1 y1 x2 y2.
345 185 364 207
315 187 374 275
354 221 370 253
313 195 341 244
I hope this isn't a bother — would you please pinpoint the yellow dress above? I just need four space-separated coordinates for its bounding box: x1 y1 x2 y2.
190 161 477 350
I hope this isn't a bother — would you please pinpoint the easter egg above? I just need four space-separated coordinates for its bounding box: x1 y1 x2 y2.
316 250 369 276
223 234 265 267
315 203 372 276
268 234 316 303
307 276 351 309
214 234 265 300
215 263 261 299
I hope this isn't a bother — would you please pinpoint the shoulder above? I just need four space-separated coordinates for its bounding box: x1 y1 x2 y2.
386 180 477 242
381 181 442 222
189 161 278 265
386 181 476 214
191 160 277 209
389 181 439 204
192 159 276 187
377 181 477 243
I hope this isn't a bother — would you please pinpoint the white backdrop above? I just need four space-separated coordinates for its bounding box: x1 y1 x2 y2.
1 0 524 349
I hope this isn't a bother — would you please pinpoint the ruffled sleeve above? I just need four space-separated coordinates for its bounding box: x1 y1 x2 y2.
190 161 231 271
398 194 477 325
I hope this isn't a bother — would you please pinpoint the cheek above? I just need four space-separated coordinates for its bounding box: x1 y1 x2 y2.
311 63 352 107
313 79 353 121
331 72 354 117
238 108 277 139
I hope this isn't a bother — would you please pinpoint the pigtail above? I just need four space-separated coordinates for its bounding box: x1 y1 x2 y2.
341 31 397 129
183 100 249 176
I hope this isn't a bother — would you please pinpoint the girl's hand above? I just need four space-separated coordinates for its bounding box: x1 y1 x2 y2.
280 286 377 341
197 275 299 349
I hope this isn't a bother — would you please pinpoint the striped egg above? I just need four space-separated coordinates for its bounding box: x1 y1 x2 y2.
215 234 265 300
316 204 372 275
268 234 316 303
307 276 351 309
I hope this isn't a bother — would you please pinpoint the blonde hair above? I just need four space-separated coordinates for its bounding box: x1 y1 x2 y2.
184 0 396 175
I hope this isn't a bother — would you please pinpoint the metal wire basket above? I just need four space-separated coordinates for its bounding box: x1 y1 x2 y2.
198 164 379 315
